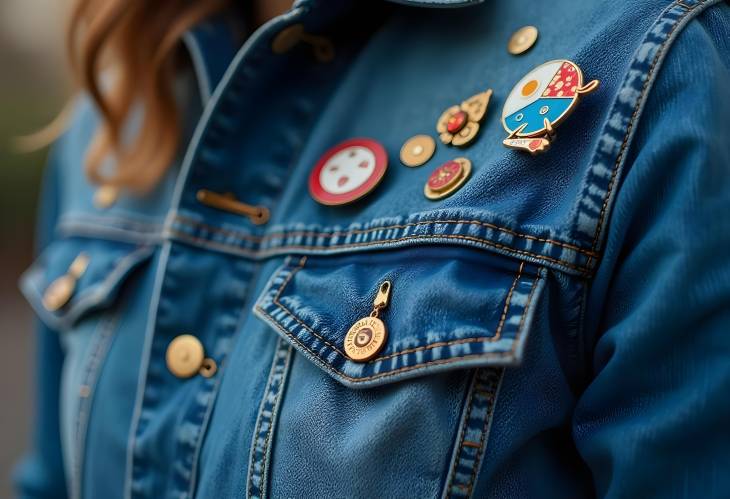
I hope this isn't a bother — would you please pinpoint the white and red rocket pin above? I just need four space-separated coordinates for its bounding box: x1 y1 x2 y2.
309 138 388 206
502 60 599 154
437 89 493 147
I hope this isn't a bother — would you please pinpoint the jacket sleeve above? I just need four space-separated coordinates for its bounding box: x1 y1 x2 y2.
14 143 69 499
573 7 730 498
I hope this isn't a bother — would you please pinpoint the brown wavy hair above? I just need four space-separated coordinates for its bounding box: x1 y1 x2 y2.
65 0 230 192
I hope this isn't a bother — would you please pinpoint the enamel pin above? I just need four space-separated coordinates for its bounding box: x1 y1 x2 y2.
400 134 436 167
502 60 599 154
424 157 472 200
345 281 392 362
309 138 388 206
437 89 493 147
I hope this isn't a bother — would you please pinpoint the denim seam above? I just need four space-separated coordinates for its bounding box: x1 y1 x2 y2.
271 256 346 357
71 308 121 499
442 368 504 499
124 243 170 499
59 213 164 232
172 226 589 275
464 369 504 497
57 211 593 276
186 262 272 498
590 2 693 252
443 371 479 499
576 0 720 251
256 309 523 383
247 338 293 499
173 214 596 256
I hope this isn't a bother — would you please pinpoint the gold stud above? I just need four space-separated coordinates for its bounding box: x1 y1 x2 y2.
272 24 305 54
68 252 90 279
272 24 335 62
400 135 436 167
42 253 90 311
508 26 538 55
94 185 119 209
42 274 76 311
345 281 391 362
199 358 218 378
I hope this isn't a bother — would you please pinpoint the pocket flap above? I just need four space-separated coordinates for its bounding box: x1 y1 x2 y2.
254 247 546 388
20 237 155 331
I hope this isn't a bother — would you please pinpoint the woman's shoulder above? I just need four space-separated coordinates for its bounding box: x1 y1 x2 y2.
46 94 174 244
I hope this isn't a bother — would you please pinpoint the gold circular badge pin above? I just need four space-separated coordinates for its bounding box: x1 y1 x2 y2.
344 281 391 362
508 26 538 55
345 317 387 362
400 135 436 167
93 185 119 209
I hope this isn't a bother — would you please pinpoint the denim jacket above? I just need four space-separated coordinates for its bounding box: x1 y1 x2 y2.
15 0 730 498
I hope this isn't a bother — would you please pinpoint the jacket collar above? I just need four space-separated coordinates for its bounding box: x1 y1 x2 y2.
183 0 484 102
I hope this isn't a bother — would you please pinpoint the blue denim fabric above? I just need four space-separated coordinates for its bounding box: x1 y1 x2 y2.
13 0 730 497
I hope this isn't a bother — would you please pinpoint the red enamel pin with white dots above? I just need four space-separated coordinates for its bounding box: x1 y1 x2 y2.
309 138 388 206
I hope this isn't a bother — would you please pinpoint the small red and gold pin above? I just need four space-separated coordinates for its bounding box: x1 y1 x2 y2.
437 89 493 147
424 157 472 200
502 60 599 154
309 138 388 206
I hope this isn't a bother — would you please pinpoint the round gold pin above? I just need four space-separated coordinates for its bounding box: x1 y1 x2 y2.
94 185 119 209
166 334 205 378
344 316 387 362
400 134 436 167
508 26 538 55
42 274 76 311
424 157 472 200
344 280 391 362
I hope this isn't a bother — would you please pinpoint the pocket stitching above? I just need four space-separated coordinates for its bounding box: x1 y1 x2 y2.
175 214 596 256
174 217 590 274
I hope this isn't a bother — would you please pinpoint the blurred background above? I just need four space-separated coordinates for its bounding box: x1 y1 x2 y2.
0 1 69 495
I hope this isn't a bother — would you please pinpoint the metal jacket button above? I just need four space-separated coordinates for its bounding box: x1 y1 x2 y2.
42 252 90 311
93 185 119 209
166 334 205 378
271 24 334 62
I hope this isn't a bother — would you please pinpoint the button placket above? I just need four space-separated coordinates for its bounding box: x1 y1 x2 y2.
127 5 319 498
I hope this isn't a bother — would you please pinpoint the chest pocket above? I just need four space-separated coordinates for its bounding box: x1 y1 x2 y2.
251 245 548 498
20 237 155 333
255 246 545 388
